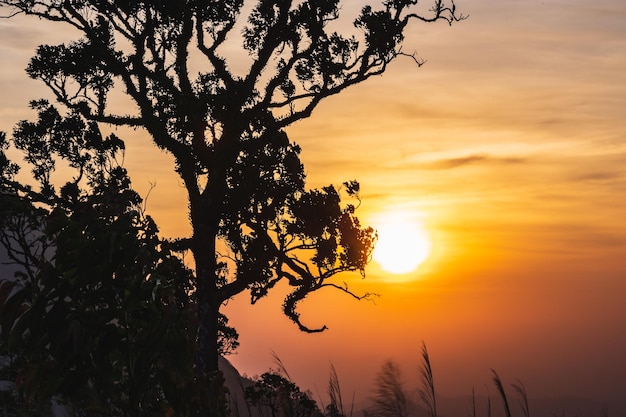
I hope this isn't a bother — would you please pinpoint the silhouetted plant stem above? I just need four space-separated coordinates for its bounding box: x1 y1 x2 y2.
327 363 354 417
600 405 609 417
417 342 437 417
271 351 293 382
491 370 512 417
512 379 530 417
470 387 476 417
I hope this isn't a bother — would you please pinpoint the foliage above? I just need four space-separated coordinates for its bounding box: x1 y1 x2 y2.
245 372 322 417
217 129 376 333
0 0 463 414
0 106 235 415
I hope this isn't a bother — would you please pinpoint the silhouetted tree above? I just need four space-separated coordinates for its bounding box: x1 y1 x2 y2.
0 0 463 414
245 372 321 417
0 115 236 415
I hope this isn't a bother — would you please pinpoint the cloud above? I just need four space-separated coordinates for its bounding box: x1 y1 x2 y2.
422 154 526 170
573 170 625 183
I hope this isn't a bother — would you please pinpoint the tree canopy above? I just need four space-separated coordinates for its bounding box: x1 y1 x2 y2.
0 0 462 415
0 107 238 415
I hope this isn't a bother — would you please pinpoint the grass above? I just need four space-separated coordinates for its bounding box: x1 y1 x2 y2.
512 379 530 417
417 342 437 417
492 369 512 417
235 343 614 417
369 360 408 417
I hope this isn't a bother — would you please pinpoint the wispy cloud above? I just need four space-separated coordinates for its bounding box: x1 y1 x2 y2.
422 154 526 170
573 170 625 183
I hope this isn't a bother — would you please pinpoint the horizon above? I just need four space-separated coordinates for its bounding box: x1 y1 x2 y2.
1 0 624 414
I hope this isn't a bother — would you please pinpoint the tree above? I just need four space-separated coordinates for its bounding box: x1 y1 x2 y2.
245 372 322 417
0 110 236 415
0 0 463 414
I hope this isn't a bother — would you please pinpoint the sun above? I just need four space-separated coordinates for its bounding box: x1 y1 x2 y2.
372 212 432 274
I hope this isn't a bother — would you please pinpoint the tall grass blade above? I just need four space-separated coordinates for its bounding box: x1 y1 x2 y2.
511 379 530 417
271 350 292 381
417 342 437 417
469 387 476 417
369 360 408 417
491 370 511 417
328 363 353 417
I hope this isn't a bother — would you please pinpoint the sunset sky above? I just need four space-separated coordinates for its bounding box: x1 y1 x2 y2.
1 0 625 411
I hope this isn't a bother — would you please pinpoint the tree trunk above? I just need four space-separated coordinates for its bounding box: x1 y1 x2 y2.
190 194 227 416
194 238 219 376
189 123 241 416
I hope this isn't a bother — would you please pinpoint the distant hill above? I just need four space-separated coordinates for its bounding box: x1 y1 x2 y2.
221 356 260 417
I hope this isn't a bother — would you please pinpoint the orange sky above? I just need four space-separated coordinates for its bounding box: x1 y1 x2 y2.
1 0 625 410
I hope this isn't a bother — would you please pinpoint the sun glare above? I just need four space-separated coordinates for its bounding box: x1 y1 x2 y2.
372 212 431 274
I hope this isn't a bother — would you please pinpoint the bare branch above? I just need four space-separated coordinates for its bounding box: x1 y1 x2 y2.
320 282 379 302
398 50 427 67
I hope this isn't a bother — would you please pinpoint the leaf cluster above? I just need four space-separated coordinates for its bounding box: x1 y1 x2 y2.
5 100 128 205
0 0 461 336
245 371 322 417
216 128 377 332
0 106 237 415
0 0 463 154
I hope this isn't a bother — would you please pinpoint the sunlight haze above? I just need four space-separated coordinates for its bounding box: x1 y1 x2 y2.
371 210 432 275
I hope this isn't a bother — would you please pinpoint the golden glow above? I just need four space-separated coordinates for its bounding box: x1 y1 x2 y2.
2 4 626 404
371 211 431 274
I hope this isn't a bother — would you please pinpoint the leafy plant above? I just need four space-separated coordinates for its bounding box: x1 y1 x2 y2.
245 372 321 417
0 112 235 415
